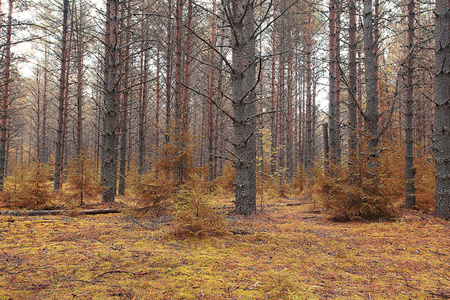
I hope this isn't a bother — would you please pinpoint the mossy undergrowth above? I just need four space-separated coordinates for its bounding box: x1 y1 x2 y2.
0 197 449 299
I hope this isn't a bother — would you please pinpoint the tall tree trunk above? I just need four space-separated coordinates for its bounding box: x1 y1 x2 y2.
286 29 294 179
183 0 192 130
61 1 75 183
54 0 69 191
101 0 120 202
227 0 257 215
305 0 313 174
348 0 358 181
335 0 342 163
258 27 264 182
208 0 217 180
270 8 277 178
0 0 12 190
434 0 450 219
328 0 339 168
75 0 84 158
323 123 329 172
41 48 49 164
405 0 416 209
138 47 149 176
165 0 173 144
173 0 184 182
36 69 41 161
278 20 285 185
118 0 130 196
374 0 379 97
155 45 161 178
363 0 379 175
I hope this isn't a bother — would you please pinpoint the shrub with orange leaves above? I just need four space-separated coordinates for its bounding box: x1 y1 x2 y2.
169 187 228 238
0 162 54 209
313 149 402 221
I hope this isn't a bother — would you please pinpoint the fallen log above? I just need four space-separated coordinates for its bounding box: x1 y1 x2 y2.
0 208 120 216
0 201 310 217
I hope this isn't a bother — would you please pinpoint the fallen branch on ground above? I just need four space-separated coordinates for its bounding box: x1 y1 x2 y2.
0 208 120 216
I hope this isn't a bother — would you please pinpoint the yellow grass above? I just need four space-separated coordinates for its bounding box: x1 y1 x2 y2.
1 195 449 299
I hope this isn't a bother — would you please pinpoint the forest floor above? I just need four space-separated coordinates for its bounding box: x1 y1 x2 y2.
0 192 449 300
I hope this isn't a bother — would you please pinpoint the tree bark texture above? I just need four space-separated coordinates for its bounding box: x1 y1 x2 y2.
54 0 69 191
165 0 173 144
118 0 130 196
405 0 416 209
305 0 313 174
0 0 12 190
363 0 379 174
41 48 49 164
138 47 148 176
75 0 84 158
101 0 120 202
434 0 450 219
328 0 339 168
270 11 277 178
208 0 217 181
323 123 329 172
348 0 358 182
286 30 294 179
226 0 257 215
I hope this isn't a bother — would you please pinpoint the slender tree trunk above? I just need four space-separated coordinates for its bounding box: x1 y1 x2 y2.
328 0 339 168
183 0 192 130
363 0 379 175
95 71 102 171
208 0 216 181
305 0 313 174
278 21 285 185
155 45 161 178
61 3 75 184
258 29 264 182
138 47 148 176
374 0 379 96
118 0 130 195
336 2 342 163
101 0 120 202
36 69 41 161
434 0 450 219
286 29 294 179
173 0 184 182
0 0 12 190
42 48 49 164
75 0 84 158
54 0 69 191
348 0 358 181
323 123 329 172
165 0 173 144
312 69 317 163
227 0 257 215
270 9 277 178
405 0 416 209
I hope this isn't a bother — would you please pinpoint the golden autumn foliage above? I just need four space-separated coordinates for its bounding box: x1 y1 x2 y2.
65 152 104 205
414 155 435 213
169 187 228 238
313 149 405 221
0 162 54 210
131 175 176 215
